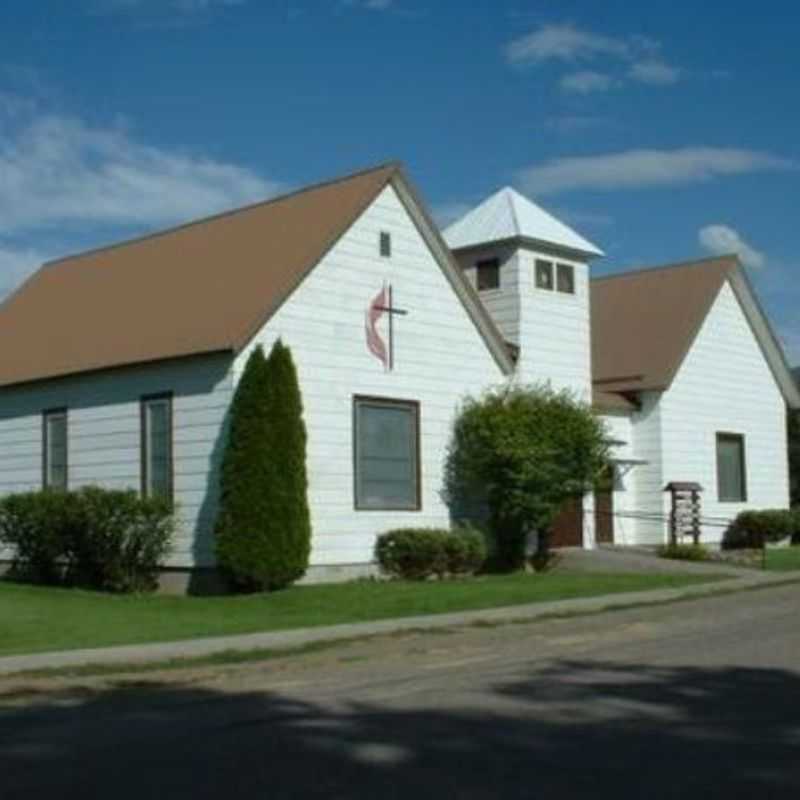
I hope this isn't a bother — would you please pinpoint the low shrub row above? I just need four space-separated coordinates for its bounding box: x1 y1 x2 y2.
375 527 487 580
656 543 709 562
0 488 175 593
723 509 800 550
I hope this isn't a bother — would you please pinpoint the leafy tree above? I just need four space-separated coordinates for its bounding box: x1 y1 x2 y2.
215 341 311 590
445 384 609 571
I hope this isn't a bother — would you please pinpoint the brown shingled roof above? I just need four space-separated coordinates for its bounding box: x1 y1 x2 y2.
591 256 738 393
0 163 407 389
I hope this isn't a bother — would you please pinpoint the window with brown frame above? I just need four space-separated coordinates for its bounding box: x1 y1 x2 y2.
354 396 420 511
141 393 173 501
476 258 500 291
43 408 68 491
716 432 747 502
535 259 554 290
556 263 575 294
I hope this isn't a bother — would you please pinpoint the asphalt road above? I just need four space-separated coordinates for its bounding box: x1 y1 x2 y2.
2 582 799 799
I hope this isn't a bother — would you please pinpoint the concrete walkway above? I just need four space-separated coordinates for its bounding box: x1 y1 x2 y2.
1 557 797 677
554 545 758 576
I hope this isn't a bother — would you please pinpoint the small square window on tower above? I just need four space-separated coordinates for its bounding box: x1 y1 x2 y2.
535 259 554 290
476 258 500 291
556 263 575 294
379 231 392 258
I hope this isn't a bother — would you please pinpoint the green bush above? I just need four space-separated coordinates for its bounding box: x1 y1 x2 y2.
0 487 175 592
657 542 709 562
723 510 796 550
0 490 82 583
215 341 312 591
443 526 488 575
68 487 175 593
445 384 608 571
375 529 448 580
375 527 488 580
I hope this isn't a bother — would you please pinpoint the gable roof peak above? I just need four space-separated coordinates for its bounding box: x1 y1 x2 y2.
0 161 405 388
591 253 800 408
443 184 604 258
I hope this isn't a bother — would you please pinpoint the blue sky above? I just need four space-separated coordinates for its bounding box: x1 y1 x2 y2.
1 0 798 360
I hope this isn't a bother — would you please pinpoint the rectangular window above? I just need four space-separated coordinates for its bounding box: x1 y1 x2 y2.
716 433 747 502
141 394 173 501
476 258 500 291
556 263 575 294
379 231 392 258
354 397 420 511
535 259 554 290
43 409 68 491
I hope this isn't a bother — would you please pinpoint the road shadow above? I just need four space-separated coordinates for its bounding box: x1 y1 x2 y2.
1 659 798 799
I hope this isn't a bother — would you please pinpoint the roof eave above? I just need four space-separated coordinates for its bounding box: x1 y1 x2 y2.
449 234 603 261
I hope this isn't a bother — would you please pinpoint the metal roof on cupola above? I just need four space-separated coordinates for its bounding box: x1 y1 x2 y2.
443 186 604 259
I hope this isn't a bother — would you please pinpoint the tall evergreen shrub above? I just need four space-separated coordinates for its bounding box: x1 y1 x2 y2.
215 341 311 590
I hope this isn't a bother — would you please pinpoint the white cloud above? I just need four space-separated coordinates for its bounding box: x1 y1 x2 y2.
0 112 280 238
559 70 616 93
698 224 766 270
506 23 687 92
517 147 795 196
506 24 629 65
0 95 280 298
629 59 681 85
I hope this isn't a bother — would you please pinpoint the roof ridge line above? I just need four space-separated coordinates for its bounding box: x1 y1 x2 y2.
43 160 402 269
592 254 739 283
506 187 522 236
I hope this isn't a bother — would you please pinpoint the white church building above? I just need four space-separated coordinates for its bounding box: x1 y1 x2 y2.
0 162 797 584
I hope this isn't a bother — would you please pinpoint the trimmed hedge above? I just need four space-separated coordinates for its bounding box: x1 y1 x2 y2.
375 527 487 580
0 490 82 585
722 509 800 550
657 543 709 562
68 487 176 593
0 487 175 593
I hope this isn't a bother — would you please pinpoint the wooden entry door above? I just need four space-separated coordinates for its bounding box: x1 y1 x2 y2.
550 496 584 548
594 464 615 544
594 489 614 543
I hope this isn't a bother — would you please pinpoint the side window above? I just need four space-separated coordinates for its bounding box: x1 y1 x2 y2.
716 433 747 502
141 394 173 501
476 258 500 291
556 263 575 294
354 397 420 511
43 409 68 490
535 259 554 290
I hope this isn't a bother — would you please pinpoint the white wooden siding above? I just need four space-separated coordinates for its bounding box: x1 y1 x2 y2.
0 355 233 567
658 280 789 543
234 184 505 567
455 245 521 345
629 392 668 544
599 411 642 546
515 250 592 400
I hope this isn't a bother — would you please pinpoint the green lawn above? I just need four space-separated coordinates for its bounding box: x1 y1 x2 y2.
764 546 800 572
0 572 726 658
